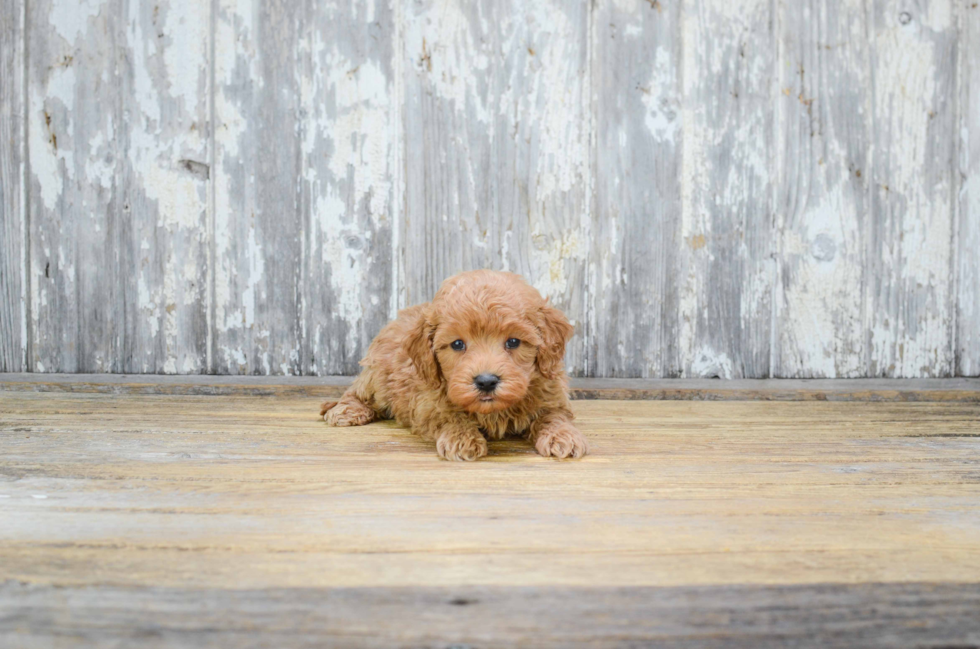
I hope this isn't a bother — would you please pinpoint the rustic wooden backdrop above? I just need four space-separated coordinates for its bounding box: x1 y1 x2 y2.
1 0 978 378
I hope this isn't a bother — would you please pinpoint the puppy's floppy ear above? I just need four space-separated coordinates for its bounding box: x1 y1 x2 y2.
404 307 441 388
534 301 574 380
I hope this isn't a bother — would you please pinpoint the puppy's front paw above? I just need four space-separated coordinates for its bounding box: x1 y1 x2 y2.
324 399 375 427
534 422 588 459
436 429 488 462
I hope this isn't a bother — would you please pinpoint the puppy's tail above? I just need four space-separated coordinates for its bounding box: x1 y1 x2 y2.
319 400 338 417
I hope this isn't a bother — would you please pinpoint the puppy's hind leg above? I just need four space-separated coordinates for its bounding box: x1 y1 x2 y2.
322 390 376 427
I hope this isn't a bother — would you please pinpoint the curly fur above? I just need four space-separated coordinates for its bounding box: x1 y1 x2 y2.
321 270 588 461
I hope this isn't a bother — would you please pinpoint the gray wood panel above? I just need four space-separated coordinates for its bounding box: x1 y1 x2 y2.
773 0 871 378
0 0 25 372
400 0 497 304
213 0 305 375
26 0 112 373
677 0 775 378
301 0 396 376
4 582 980 649
27 0 210 373
491 0 592 375
958 2 980 377
592 0 682 378
214 0 393 376
400 0 591 373
8 0 980 378
868 0 957 377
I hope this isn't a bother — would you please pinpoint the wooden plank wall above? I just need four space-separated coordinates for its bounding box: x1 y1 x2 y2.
1 0 977 378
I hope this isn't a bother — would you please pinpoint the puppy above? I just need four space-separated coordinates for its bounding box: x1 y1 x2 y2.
320 270 588 461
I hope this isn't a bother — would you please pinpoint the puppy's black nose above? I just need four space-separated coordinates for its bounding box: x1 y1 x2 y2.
474 373 501 393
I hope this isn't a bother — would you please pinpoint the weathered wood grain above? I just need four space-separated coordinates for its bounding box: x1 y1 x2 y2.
0 0 25 372
212 0 305 375
4 582 980 649
492 0 592 375
400 0 591 372
27 0 211 374
400 0 494 304
213 0 394 376
8 0 980 379
869 0 957 377
773 0 871 378
958 2 980 377
122 0 212 374
591 0 682 378
678 0 775 378
27 0 113 372
300 0 396 376
1 394 979 589
1 393 979 646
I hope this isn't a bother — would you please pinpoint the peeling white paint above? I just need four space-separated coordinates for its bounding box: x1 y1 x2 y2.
138 273 159 339
641 47 679 144
677 0 773 378
19 0 973 379
301 29 394 357
30 61 76 211
508 2 587 203
869 0 954 376
690 348 735 379
404 0 489 122
85 124 114 192
162 1 208 108
529 231 584 302
239 224 264 330
116 0 210 374
779 178 865 378
611 0 643 15
49 0 104 44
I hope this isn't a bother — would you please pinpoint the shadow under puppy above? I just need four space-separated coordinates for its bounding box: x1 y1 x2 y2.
321 270 588 461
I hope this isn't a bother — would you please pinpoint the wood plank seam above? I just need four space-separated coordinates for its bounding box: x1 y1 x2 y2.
20 0 29 373
206 0 217 375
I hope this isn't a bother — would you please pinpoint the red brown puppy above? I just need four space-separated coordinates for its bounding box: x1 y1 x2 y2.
321 270 588 461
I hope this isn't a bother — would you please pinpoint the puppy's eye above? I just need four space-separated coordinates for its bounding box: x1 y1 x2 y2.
505 338 521 350
451 340 466 351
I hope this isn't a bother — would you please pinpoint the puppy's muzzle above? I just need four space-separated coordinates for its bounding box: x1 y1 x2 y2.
473 373 501 393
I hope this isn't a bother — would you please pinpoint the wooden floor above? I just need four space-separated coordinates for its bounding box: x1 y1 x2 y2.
2 379 980 647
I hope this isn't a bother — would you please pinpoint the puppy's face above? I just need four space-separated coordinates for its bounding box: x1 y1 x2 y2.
406 271 575 415
432 314 541 414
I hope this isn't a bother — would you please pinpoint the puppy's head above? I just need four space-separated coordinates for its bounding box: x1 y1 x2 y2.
405 270 574 414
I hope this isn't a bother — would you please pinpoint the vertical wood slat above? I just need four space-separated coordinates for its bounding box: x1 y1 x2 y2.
678 0 775 378
400 1 495 307
27 0 210 373
122 0 212 374
302 0 396 376
213 0 393 376
773 0 871 378
493 0 592 375
212 0 304 375
958 2 980 377
28 0 110 373
592 0 682 378
0 0 25 372
868 0 957 377
400 0 591 373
